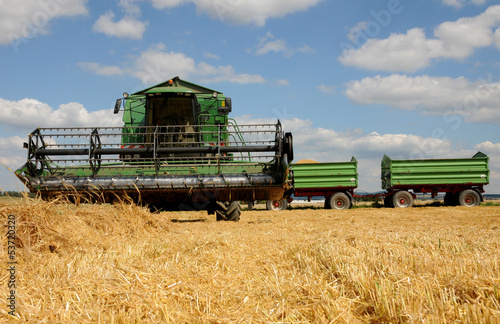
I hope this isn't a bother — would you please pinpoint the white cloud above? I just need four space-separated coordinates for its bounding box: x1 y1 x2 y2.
0 98 123 131
253 32 315 57
494 27 500 48
345 74 500 123
93 11 148 39
276 79 290 87
475 141 500 154
256 38 287 55
77 62 124 76
150 0 323 27
442 0 487 8
340 5 500 72
317 84 335 95
0 0 88 48
203 52 220 60
79 43 266 85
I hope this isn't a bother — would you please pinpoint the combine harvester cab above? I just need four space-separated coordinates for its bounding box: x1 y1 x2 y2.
15 77 293 221
381 152 489 207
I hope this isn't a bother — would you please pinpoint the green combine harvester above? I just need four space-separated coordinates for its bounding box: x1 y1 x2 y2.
15 77 294 221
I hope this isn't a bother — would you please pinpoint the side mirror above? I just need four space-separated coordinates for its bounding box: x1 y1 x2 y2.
218 97 232 115
225 97 232 113
114 99 122 114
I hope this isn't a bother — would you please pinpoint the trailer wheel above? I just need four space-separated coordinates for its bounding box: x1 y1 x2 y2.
458 190 481 207
327 193 352 210
266 200 288 211
392 191 413 208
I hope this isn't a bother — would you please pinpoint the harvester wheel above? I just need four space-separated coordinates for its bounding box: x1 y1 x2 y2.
226 201 241 221
458 190 481 207
266 200 288 211
215 201 241 221
392 191 414 208
327 192 352 210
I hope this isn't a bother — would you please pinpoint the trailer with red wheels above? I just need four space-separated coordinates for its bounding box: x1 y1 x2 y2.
266 157 358 210
380 152 489 207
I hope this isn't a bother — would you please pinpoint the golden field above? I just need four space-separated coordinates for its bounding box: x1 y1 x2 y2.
1 198 499 323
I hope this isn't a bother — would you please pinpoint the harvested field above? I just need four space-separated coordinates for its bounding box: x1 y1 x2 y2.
1 198 500 323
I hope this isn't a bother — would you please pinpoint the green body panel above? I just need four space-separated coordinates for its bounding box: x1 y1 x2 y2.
292 157 358 189
381 152 489 190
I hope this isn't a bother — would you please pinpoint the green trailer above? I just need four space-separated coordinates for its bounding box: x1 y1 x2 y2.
266 157 358 210
381 152 489 207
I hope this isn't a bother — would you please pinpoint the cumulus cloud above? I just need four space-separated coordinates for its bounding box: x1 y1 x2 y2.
0 98 123 131
93 11 148 39
0 0 88 49
345 74 500 123
78 43 265 85
494 27 500 48
150 0 323 27
340 5 500 72
475 141 500 154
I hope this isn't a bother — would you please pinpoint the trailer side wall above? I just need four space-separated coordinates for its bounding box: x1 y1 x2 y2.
292 158 358 190
381 152 489 190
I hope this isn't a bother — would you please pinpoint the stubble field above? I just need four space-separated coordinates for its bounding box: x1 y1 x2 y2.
1 198 499 323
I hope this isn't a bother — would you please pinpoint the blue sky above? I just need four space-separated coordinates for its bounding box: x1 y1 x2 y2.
1 0 499 193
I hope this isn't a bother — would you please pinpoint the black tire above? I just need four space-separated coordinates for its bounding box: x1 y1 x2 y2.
284 132 293 162
226 201 241 221
392 191 414 208
215 201 241 221
324 198 331 209
444 192 458 206
215 210 226 221
266 200 288 211
458 190 481 207
327 192 352 210
384 195 393 208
